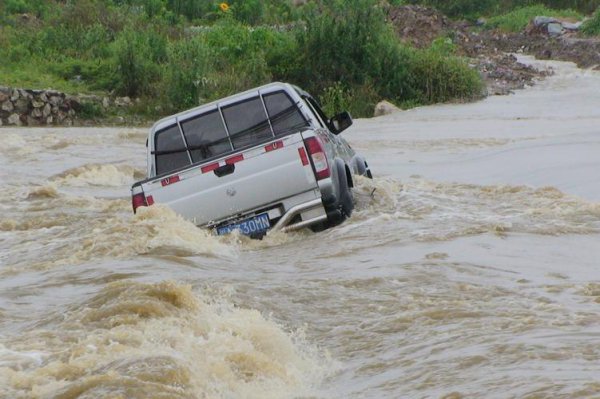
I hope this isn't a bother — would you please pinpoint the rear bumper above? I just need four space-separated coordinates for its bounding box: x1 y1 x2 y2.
272 198 327 233
208 189 327 234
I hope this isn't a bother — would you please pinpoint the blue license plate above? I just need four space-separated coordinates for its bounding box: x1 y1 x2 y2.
216 213 271 236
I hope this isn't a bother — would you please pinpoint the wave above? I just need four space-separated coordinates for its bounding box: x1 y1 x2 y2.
0 281 327 399
51 163 144 187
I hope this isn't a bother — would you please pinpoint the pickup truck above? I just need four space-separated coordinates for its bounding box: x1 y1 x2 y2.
131 82 372 237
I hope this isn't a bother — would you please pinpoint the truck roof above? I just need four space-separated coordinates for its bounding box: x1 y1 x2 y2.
151 82 298 134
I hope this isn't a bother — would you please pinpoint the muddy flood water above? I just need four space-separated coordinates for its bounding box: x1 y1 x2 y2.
1 57 600 399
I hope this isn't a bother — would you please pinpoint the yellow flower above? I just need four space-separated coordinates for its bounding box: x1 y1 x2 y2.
219 2 229 12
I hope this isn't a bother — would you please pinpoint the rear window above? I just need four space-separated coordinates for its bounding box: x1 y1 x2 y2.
154 124 190 176
181 110 232 163
263 91 309 135
222 97 273 150
153 89 309 176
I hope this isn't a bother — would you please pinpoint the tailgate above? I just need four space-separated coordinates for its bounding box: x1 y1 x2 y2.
140 134 317 225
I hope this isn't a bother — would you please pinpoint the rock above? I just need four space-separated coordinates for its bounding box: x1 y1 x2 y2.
562 22 582 31
42 103 52 118
65 95 81 111
0 92 8 102
10 89 20 102
8 113 21 126
547 22 563 36
46 116 53 125
102 97 110 108
31 107 43 118
0 118 2 126
533 16 558 27
14 99 29 113
27 116 42 126
39 92 48 102
64 118 73 126
56 111 67 123
115 96 132 107
18 89 31 100
1 101 14 112
32 100 45 108
48 96 62 106
374 101 401 117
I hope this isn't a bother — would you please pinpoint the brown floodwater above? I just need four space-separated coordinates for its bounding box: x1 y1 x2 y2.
1 57 599 398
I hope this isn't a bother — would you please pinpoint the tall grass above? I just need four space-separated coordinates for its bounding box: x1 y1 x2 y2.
581 6 600 34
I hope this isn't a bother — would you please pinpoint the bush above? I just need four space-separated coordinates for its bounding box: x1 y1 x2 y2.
162 36 212 111
288 0 413 101
409 42 483 103
485 5 582 32
282 0 481 116
112 28 161 96
581 6 600 35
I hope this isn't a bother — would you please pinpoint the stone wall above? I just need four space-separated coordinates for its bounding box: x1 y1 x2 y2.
0 87 79 126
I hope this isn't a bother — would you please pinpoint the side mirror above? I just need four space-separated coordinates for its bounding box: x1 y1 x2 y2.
329 111 353 135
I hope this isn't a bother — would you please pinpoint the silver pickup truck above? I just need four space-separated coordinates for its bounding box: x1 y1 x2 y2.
131 82 372 237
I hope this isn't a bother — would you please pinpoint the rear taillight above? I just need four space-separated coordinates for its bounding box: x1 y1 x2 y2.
132 192 147 213
304 136 330 180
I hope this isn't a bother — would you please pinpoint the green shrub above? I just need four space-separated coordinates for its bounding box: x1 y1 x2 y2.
288 0 413 100
581 6 600 35
79 102 105 119
485 5 581 32
409 44 483 103
48 58 116 91
162 36 212 111
112 28 161 96
281 0 482 116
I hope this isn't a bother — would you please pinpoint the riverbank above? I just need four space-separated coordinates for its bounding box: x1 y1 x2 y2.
1 3 598 127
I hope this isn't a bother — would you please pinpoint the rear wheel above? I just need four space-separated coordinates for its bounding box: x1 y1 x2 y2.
319 163 353 229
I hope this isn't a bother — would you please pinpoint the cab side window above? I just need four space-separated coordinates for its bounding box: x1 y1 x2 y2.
263 91 309 135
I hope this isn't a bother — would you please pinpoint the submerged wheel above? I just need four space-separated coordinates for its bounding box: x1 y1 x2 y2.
310 161 354 232
327 162 354 226
355 156 373 179
339 166 354 218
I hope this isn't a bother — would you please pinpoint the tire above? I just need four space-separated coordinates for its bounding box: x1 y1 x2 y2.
354 156 373 179
339 165 354 218
311 161 354 232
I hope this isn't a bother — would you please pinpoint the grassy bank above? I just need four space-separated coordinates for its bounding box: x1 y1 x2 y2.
581 6 600 34
485 5 582 31
0 0 483 120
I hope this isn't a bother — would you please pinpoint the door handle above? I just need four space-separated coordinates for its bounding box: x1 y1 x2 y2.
214 164 235 177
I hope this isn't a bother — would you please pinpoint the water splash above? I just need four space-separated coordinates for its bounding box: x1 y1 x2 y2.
0 281 328 399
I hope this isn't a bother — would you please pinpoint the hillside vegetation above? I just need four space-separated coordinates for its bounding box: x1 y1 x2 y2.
0 0 598 119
